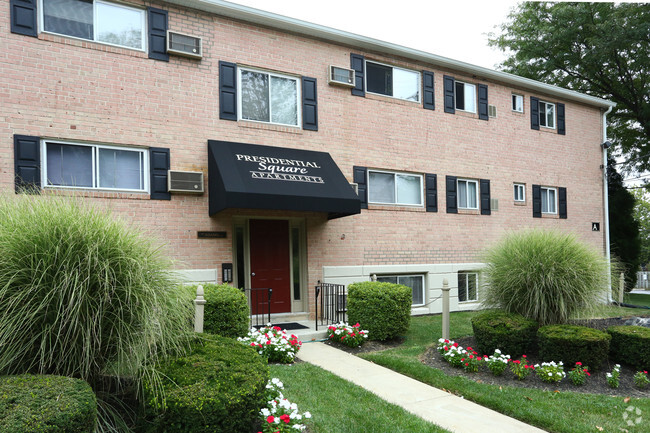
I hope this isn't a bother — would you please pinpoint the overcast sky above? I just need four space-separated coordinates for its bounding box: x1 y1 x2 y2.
225 0 522 70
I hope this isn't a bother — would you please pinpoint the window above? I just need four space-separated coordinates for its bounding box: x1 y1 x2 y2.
541 187 557 214
42 0 146 50
514 183 525 202
455 81 476 113
368 170 423 206
238 67 300 127
377 275 425 306
365 61 420 102
42 140 148 191
458 272 478 302
457 179 478 209
512 94 524 112
539 100 555 128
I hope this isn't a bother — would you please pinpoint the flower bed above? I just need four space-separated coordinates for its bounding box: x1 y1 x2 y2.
327 322 369 348
258 378 312 433
239 325 302 364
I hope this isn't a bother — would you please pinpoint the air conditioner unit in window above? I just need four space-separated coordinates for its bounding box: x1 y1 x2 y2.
166 30 202 59
328 65 355 87
490 198 499 211
488 104 497 118
168 170 204 193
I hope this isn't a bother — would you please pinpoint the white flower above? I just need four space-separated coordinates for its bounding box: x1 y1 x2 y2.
304 411 311 418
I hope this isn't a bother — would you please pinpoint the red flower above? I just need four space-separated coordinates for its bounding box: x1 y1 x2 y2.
522 355 527 358
273 326 282 331
644 371 648 374
266 415 275 424
354 323 360 327
280 414 291 424
576 362 582 366
586 371 591 376
266 341 271 345
469 355 474 359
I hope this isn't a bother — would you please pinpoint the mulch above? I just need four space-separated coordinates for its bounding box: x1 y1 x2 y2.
323 316 650 399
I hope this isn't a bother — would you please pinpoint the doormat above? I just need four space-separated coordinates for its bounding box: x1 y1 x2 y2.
270 322 309 331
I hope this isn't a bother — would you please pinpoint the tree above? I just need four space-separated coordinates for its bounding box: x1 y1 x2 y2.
607 155 641 289
489 3 650 174
633 188 650 269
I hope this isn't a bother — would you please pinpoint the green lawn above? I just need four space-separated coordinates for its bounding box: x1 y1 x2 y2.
359 309 650 433
624 292 650 308
268 363 451 433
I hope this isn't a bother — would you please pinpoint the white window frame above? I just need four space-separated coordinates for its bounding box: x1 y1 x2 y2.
367 169 423 206
539 100 556 129
454 81 477 113
364 60 421 103
541 186 557 214
39 0 147 51
514 183 526 202
458 271 479 303
41 140 149 193
376 274 426 307
457 178 479 210
237 66 302 127
512 94 524 113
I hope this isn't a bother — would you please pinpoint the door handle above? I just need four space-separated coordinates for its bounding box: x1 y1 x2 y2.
251 272 256 277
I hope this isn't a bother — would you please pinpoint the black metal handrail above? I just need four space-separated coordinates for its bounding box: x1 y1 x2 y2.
245 287 273 329
315 281 346 331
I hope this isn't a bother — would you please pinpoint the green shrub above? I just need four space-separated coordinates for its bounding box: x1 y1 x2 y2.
471 311 538 358
482 229 609 326
191 283 249 338
608 325 650 370
347 281 411 341
538 325 611 371
0 194 193 431
0 375 97 432
143 334 268 433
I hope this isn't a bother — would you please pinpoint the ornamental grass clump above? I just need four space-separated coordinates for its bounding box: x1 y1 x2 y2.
0 194 193 431
482 229 609 326
607 364 621 388
239 325 302 363
534 361 566 384
327 322 369 348
485 349 511 376
567 362 590 386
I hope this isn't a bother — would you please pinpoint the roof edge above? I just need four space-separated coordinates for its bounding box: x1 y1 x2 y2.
168 0 615 109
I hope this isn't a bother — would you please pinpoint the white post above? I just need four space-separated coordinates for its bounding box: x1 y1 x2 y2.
194 284 206 333
618 273 625 304
441 278 450 340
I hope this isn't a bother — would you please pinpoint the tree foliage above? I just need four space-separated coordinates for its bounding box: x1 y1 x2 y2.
490 2 650 173
608 155 642 288
633 188 650 268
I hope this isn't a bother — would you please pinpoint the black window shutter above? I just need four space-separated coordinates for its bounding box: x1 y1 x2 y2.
422 71 435 111
150 147 170 200
219 61 237 121
350 54 365 97
147 7 168 61
558 187 567 218
557 103 566 135
425 173 437 212
530 97 540 130
446 175 457 213
10 0 37 37
532 184 541 218
480 179 491 215
443 76 455 114
14 134 40 193
478 84 489 121
353 166 367 209
302 77 318 131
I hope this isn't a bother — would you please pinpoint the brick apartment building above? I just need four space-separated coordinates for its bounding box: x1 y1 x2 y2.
5 0 615 317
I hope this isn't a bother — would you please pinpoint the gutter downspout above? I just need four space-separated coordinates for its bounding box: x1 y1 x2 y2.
602 105 613 301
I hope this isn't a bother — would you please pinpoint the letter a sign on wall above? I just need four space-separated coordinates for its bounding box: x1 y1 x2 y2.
592 222 600 231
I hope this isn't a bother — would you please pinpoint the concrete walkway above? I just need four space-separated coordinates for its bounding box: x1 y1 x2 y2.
297 342 547 433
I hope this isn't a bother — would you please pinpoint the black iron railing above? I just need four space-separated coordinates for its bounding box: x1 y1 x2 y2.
245 287 272 328
315 282 346 331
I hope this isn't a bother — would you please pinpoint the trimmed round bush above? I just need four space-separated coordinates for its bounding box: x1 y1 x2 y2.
482 229 609 326
0 375 97 433
538 325 611 371
471 311 538 358
0 194 194 430
143 334 269 433
347 281 411 341
191 283 249 338
608 325 650 370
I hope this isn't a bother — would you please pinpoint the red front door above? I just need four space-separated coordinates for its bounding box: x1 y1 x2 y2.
249 219 291 314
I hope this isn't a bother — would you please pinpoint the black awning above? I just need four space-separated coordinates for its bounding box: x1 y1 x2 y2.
208 140 360 219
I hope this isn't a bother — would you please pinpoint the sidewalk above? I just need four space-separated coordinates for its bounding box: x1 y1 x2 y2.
297 342 547 433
